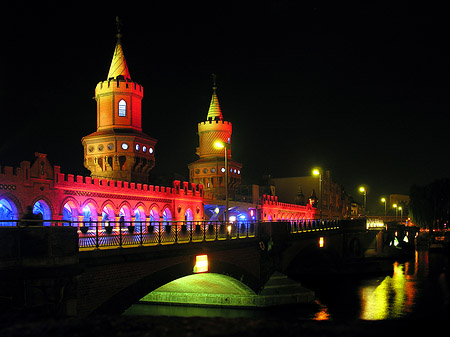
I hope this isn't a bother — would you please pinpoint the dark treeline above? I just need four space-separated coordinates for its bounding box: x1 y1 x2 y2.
410 178 450 229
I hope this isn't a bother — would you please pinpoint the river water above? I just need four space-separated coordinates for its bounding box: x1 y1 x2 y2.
124 249 449 320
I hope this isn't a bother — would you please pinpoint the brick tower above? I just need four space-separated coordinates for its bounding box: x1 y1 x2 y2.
188 77 242 200
82 22 156 184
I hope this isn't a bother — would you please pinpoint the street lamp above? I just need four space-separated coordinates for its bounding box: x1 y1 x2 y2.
312 168 322 218
398 206 403 224
381 197 387 216
214 140 229 223
393 204 398 219
359 186 367 214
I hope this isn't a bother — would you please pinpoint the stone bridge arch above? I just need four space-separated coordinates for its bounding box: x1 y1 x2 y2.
79 248 262 316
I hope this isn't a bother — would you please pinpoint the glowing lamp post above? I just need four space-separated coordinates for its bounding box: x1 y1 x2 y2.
398 206 403 224
381 197 387 216
214 140 229 224
312 168 322 218
359 186 367 214
393 204 398 219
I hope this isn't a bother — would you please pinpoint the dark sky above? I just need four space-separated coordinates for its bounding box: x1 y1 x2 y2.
1 2 448 211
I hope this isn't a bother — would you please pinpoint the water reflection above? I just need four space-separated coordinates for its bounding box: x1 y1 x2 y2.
125 250 448 320
360 262 415 319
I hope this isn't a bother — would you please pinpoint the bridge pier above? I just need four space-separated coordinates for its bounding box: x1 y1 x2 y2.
0 227 80 317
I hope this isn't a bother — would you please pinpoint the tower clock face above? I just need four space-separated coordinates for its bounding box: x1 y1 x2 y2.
121 143 129 150
107 143 114 150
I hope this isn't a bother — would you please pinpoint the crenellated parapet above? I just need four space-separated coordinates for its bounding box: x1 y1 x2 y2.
0 154 204 222
54 169 203 198
261 194 317 221
198 119 232 132
96 79 143 94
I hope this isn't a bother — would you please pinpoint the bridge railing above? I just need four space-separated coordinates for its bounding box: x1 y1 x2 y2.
0 217 370 250
0 219 257 249
288 219 341 233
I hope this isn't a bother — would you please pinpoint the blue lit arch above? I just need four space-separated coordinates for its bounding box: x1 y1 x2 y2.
32 200 51 226
0 197 19 226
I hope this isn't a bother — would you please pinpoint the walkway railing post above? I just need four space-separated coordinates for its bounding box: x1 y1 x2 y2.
175 221 178 243
95 221 99 250
139 221 143 246
158 221 162 244
119 220 123 247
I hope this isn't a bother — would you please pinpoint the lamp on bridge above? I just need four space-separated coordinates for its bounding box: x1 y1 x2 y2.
214 140 229 223
381 197 387 216
393 203 398 219
312 168 322 218
359 186 367 214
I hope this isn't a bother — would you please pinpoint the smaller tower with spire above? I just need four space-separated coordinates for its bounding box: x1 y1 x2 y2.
188 75 242 200
82 18 157 184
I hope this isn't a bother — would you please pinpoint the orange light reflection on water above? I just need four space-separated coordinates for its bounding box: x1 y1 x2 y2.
313 300 331 320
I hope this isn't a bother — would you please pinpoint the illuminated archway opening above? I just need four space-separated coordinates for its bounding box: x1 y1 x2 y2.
102 205 115 228
83 204 98 228
148 207 160 233
62 201 78 226
149 208 159 221
33 200 51 226
0 198 18 226
119 205 132 226
184 208 193 230
163 208 172 223
134 207 146 233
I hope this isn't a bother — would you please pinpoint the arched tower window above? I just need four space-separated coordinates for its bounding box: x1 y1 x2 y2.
118 99 127 117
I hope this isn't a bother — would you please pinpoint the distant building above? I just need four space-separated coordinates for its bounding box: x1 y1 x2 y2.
389 194 410 207
270 171 351 219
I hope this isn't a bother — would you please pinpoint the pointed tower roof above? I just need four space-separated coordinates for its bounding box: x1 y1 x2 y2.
207 74 223 121
107 18 131 80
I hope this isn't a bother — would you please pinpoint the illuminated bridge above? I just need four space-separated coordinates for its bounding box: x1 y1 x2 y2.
0 218 408 317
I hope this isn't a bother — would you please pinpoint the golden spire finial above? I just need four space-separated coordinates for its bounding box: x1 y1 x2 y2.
207 73 223 121
107 17 131 80
212 73 217 90
115 16 123 40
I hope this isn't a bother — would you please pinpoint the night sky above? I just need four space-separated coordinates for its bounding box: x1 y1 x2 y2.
1 2 448 211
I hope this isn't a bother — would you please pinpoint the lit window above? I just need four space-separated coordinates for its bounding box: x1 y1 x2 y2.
121 143 129 150
118 99 127 117
194 255 208 273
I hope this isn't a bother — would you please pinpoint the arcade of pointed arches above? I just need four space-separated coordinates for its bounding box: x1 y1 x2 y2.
0 194 197 231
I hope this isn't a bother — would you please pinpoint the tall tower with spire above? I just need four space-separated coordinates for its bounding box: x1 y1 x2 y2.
188 76 242 200
82 19 157 184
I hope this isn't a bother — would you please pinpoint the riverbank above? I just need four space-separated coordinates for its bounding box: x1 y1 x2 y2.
0 314 445 337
